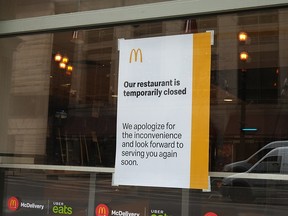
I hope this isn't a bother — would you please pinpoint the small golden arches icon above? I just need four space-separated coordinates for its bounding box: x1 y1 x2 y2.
129 48 142 63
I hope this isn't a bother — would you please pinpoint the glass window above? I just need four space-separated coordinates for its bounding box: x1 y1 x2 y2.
1 8 288 169
2 7 288 213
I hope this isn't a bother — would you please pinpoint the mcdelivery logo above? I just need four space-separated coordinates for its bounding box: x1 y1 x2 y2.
96 204 141 216
7 196 45 211
95 204 109 216
7 196 20 211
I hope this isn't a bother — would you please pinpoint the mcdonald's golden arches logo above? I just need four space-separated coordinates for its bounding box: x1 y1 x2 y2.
7 196 20 211
129 48 143 63
95 204 109 216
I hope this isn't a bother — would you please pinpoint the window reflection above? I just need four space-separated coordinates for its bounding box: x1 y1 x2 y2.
0 9 288 172
251 156 281 173
2 7 288 215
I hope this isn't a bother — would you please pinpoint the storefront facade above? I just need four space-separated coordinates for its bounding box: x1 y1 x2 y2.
1 0 288 215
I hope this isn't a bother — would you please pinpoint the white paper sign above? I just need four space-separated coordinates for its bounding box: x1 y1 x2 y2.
114 33 211 189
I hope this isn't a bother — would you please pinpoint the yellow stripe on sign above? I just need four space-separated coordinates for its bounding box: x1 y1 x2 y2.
190 32 211 189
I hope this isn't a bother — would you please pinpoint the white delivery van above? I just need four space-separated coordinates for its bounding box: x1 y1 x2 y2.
221 146 288 203
223 140 288 172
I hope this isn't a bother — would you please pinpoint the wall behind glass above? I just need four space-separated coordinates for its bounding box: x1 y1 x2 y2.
0 8 288 170
0 0 172 21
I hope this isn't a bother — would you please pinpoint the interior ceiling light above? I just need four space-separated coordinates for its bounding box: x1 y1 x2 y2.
67 65 73 71
62 56 69 64
241 128 258 132
238 32 248 42
54 53 62 62
224 98 233 102
240 51 249 61
54 52 73 71
59 62 66 69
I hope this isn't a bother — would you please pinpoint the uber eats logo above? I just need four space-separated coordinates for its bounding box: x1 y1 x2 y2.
151 209 169 216
52 202 73 215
